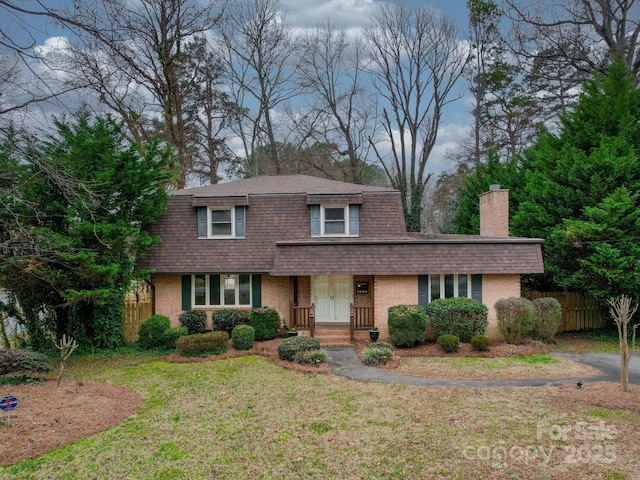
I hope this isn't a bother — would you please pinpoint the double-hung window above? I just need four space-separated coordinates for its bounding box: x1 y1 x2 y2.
193 274 251 307
323 206 347 235
311 204 359 237
197 206 245 238
211 209 232 236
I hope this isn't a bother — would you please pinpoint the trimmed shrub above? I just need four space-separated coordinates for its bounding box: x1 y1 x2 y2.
437 334 460 353
250 307 280 341
277 336 321 361
212 310 251 334
470 334 490 352
293 349 328 365
532 297 562 343
0 349 52 376
388 304 427 348
495 297 535 344
164 327 188 349
178 310 207 335
176 331 229 357
427 297 489 342
232 325 255 350
362 342 394 365
138 315 171 349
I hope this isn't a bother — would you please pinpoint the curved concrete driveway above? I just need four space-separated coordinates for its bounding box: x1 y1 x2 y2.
325 348 640 388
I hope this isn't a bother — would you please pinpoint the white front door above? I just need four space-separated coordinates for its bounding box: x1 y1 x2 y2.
312 275 353 323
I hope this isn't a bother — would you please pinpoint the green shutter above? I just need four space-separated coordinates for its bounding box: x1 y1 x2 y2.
471 275 482 301
210 274 220 306
418 275 429 307
181 275 191 310
235 206 245 237
252 275 262 308
310 205 321 237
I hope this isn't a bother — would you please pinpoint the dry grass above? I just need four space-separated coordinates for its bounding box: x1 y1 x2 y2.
1 334 638 479
389 354 600 380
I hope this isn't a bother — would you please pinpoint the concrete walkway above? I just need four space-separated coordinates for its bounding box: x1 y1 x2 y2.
324 347 640 388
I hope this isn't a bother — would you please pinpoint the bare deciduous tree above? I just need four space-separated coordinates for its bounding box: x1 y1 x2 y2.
55 0 225 188
218 0 298 176
503 0 640 79
296 23 377 184
608 294 638 392
363 2 468 231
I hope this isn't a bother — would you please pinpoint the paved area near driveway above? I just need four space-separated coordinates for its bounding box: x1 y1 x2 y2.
324 348 640 388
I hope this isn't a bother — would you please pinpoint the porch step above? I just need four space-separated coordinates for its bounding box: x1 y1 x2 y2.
313 329 353 347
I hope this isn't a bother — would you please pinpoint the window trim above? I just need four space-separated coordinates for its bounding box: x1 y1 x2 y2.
321 204 348 237
192 274 252 308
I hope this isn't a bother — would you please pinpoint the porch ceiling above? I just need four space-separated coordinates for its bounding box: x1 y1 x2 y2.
271 239 544 276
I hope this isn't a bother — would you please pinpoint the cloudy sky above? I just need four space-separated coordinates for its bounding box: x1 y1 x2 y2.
2 0 475 179
277 0 473 177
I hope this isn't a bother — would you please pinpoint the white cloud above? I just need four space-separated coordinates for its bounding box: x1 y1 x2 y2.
282 0 378 29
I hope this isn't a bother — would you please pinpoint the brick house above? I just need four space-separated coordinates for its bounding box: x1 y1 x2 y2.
138 175 544 342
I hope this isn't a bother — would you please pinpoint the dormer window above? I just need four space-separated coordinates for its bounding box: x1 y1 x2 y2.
323 206 347 235
211 208 233 236
310 204 359 237
197 206 245 239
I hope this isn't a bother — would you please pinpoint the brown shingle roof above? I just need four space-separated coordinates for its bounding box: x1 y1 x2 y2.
173 174 394 198
139 174 545 276
271 238 544 275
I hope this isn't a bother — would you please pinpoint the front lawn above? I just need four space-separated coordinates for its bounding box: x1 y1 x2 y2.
1 349 639 479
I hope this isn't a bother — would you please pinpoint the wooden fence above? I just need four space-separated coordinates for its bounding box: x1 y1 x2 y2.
526 291 608 332
122 285 153 343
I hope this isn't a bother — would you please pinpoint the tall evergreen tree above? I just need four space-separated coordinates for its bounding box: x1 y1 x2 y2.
452 152 529 234
513 58 640 294
0 111 173 350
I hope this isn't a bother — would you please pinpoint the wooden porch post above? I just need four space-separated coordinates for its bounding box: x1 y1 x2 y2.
288 276 295 329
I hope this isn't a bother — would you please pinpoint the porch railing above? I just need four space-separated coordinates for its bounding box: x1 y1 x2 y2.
350 305 374 342
293 304 315 338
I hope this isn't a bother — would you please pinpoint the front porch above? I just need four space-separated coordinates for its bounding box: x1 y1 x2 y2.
291 304 374 343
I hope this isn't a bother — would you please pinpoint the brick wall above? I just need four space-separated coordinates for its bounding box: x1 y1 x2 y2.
480 188 509 237
374 275 418 340
261 275 289 325
482 273 521 338
152 274 186 328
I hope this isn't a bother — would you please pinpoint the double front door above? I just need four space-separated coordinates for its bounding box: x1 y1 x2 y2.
312 275 353 323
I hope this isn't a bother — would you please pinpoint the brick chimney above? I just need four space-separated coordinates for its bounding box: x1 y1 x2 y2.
479 184 509 236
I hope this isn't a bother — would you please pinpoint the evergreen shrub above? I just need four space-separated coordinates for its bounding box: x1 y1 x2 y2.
437 334 460 353
232 325 255 350
388 305 427 348
176 331 229 357
178 310 207 335
470 334 490 352
164 327 188 348
138 315 171 349
427 297 488 342
0 349 52 376
277 336 321 361
250 307 280 341
212 310 251 334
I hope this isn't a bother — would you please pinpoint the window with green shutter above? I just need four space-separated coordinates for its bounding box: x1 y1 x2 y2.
418 274 481 304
